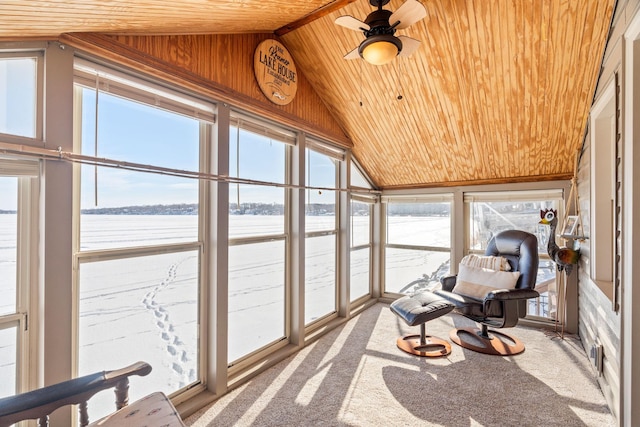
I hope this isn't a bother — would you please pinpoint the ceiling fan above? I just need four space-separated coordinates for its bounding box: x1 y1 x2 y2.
335 0 427 66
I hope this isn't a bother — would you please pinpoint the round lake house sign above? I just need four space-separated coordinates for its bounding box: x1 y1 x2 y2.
254 39 298 106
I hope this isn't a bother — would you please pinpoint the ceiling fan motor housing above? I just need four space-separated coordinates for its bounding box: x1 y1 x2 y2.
359 9 403 60
364 9 396 36
335 0 426 64
369 0 391 6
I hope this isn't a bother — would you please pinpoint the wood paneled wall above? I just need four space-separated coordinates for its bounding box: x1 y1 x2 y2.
62 32 351 147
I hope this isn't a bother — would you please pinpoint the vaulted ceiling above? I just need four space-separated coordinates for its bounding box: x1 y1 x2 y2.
0 0 615 189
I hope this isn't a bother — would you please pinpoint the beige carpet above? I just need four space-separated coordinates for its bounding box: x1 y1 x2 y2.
185 303 615 427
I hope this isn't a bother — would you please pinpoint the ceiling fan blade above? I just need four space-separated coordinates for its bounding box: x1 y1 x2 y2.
335 15 370 32
398 36 421 57
390 0 427 30
344 47 361 60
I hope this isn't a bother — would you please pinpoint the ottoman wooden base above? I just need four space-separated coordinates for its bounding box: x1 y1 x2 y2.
397 331 452 357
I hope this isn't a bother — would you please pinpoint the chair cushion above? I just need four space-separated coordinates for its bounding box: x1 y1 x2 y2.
88 392 185 426
460 254 511 271
452 264 520 300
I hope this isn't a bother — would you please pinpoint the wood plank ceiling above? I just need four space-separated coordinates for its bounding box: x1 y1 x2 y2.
0 1 335 35
281 0 615 188
0 0 615 189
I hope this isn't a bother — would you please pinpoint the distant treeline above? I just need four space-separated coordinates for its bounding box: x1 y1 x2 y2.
80 203 336 215
82 204 198 215
73 202 450 216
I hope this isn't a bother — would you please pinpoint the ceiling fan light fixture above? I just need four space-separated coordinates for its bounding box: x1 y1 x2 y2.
359 34 402 66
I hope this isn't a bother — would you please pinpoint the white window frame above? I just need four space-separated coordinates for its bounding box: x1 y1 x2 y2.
349 195 374 304
381 193 453 296
72 59 214 404
304 138 343 328
463 188 564 321
226 112 293 369
0 50 44 143
0 157 40 398
589 77 617 304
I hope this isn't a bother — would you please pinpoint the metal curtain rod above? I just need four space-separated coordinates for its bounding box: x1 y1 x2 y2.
0 141 381 196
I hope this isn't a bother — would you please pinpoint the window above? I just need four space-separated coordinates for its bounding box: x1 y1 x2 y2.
0 159 39 399
227 116 291 363
74 61 212 418
78 92 200 248
350 161 372 189
349 161 374 302
305 142 341 324
0 53 42 139
465 190 563 320
589 78 618 305
350 199 372 301
383 196 451 294
77 250 199 386
0 175 19 399
0 177 17 318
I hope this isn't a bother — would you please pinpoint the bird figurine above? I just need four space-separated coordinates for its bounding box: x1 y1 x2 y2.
539 208 581 275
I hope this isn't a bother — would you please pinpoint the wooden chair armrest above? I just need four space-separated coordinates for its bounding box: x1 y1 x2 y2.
0 361 152 427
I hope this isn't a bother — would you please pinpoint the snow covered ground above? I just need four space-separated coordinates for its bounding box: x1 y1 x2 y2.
0 213 452 418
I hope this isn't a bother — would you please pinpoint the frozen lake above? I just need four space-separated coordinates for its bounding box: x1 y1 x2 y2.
0 213 452 417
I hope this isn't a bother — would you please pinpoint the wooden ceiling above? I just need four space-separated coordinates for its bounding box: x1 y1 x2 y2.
0 1 335 36
281 0 615 188
0 0 615 189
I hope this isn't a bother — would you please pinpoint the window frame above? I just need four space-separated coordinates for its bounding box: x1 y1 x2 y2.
0 50 45 143
0 157 40 399
349 196 374 303
226 113 293 367
463 188 565 322
589 77 618 307
72 59 214 404
303 139 343 328
381 194 453 296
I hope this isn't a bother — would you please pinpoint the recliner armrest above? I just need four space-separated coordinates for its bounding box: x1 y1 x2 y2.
484 288 540 302
440 275 457 292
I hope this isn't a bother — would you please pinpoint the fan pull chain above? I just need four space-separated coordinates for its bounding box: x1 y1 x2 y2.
397 59 403 101
359 59 363 107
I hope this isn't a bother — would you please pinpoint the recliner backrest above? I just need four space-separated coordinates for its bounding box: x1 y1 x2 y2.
485 230 539 291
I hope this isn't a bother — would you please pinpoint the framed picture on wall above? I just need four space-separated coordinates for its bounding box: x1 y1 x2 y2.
562 215 579 236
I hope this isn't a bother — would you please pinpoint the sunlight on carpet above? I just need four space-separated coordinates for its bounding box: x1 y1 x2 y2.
185 303 615 427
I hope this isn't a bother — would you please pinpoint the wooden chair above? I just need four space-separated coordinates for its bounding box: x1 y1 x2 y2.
0 361 152 427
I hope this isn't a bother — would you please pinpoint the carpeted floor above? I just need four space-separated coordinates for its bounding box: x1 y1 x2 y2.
185 303 615 427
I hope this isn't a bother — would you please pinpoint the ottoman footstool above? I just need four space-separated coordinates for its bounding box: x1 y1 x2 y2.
390 291 455 357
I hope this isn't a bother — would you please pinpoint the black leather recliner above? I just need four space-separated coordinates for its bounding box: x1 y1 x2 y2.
435 230 540 355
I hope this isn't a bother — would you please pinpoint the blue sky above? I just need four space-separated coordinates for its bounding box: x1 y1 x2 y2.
1 62 337 210
1 58 37 211
0 58 36 139
79 89 200 209
80 89 337 208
